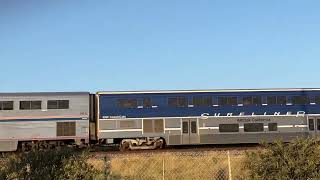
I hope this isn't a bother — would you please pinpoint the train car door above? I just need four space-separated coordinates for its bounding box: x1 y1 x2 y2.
308 116 320 137
182 119 200 144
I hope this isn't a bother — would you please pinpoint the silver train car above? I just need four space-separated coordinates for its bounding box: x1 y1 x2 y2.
0 92 91 152
98 113 320 150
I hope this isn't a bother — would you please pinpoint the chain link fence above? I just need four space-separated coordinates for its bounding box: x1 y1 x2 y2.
92 150 248 180
0 150 249 180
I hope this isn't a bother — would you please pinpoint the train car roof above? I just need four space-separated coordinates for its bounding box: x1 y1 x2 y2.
97 88 320 95
0 92 90 96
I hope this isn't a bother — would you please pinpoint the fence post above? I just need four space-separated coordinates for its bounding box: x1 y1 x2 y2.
227 150 232 180
162 154 165 180
104 156 109 180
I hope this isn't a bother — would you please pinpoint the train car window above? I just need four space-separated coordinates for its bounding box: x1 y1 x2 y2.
227 97 237 106
309 119 315 131
48 100 69 109
48 100 58 109
203 96 212 106
292 96 309 105
117 99 138 108
58 100 69 109
168 97 187 108
193 97 202 106
219 124 239 132
253 96 262 105
31 101 41 109
267 96 276 105
276 96 286 105
315 96 320 104
193 96 212 107
20 101 41 110
243 97 252 105
143 98 152 108
244 123 264 132
268 123 278 131
0 101 14 110
218 97 227 106
182 122 188 133
317 119 320 131
191 121 197 133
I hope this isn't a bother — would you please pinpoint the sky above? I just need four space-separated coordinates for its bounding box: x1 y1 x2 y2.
0 0 320 93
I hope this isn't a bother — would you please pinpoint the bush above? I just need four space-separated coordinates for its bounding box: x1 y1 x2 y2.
0 148 102 180
243 138 320 180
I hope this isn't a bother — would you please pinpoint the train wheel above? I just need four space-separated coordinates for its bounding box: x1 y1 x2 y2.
155 139 164 149
119 141 130 151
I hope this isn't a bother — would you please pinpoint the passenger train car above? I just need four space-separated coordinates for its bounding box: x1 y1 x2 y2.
97 89 320 150
1 88 320 151
0 92 92 151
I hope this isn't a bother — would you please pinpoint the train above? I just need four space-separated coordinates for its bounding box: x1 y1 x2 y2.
1 88 320 151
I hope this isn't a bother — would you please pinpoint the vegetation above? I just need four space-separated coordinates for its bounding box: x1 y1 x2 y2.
2 138 320 180
242 137 320 180
0 148 102 180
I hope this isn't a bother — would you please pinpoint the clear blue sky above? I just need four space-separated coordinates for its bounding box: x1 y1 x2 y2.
1 1 319 93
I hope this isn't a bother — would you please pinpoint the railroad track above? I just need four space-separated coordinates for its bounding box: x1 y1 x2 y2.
91 144 261 157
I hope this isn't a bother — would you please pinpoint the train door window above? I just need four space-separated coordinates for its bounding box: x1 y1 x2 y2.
267 96 276 105
143 98 152 108
218 97 227 106
244 123 264 132
317 119 320 131
20 101 41 110
253 96 262 105
182 122 188 133
243 97 252 106
191 121 197 133
309 119 315 131
0 101 14 110
219 124 239 132
276 96 286 105
268 123 278 131
118 99 137 108
227 97 237 106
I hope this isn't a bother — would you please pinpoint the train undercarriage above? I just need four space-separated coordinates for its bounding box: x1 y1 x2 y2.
118 137 165 151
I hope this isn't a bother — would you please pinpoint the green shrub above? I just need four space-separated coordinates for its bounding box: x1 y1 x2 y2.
0 148 101 180
243 138 320 180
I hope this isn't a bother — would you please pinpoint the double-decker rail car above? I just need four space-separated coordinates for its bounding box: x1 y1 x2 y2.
0 92 91 152
96 89 320 150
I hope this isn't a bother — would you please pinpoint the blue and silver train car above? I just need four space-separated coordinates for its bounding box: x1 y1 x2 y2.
0 92 91 151
96 89 320 150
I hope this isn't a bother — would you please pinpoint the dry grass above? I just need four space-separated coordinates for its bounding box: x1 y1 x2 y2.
90 152 247 180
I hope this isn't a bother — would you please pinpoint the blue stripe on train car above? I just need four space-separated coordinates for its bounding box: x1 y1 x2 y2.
98 90 320 119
